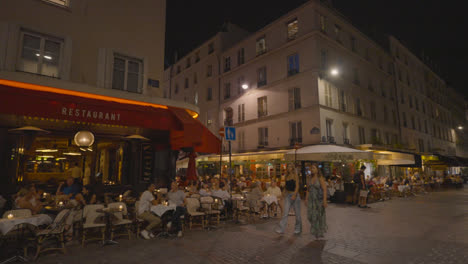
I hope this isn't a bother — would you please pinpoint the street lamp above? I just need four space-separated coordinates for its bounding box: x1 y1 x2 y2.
74 131 94 147
457 126 463 130
242 84 249 90
330 68 339 76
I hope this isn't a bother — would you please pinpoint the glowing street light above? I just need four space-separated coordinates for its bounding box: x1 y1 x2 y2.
330 68 339 76
458 126 463 130
242 84 249 90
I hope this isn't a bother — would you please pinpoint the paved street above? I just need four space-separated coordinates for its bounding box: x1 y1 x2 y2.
35 187 468 264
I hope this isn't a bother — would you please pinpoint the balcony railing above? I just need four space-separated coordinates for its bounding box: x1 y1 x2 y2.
289 137 303 146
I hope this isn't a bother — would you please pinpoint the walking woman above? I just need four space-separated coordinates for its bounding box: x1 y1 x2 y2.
276 163 302 234
306 164 328 240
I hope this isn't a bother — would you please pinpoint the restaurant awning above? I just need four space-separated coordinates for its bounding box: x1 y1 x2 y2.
284 144 374 161
0 79 220 153
423 154 468 167
375 151 415 166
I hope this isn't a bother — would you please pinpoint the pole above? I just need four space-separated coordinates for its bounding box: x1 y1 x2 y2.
219 138 223 177
228 141 232 194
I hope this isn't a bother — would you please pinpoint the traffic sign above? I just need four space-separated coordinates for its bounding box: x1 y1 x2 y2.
225 126 236 141
219 127 225 137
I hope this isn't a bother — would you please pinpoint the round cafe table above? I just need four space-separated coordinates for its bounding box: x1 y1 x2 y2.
150 204 176 217
261 195 278 205
0 214 52 235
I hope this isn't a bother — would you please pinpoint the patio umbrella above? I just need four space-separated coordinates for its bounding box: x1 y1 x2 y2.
285 144 374 161
186 152 198 182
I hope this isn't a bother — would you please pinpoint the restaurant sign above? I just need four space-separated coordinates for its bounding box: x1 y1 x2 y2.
61 107 121 122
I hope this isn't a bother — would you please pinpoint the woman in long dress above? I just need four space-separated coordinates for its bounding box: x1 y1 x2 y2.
306 164 328 239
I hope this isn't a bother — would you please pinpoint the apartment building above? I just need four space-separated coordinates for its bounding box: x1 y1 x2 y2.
164 0 467 164
0 0 219 192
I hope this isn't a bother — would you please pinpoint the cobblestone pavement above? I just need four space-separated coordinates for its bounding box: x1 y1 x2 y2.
34 186 467 264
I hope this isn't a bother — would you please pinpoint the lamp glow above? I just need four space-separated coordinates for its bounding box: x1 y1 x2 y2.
7 213 14 219
330 68 339 76
458 126 463 130
242 84 249 90
74 131 95 147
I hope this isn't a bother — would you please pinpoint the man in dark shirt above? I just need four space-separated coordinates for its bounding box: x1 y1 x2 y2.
56 176 80 199
356 166 370 208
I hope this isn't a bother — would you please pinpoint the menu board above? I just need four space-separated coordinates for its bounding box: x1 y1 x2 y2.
141 143 154 182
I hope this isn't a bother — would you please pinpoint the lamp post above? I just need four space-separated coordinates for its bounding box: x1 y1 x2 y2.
74 131 95 183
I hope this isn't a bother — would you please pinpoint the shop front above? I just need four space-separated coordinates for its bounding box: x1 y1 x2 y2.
0 79 220 195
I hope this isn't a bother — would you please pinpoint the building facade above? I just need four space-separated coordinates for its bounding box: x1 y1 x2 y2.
163 0 468 175
0 0 219 194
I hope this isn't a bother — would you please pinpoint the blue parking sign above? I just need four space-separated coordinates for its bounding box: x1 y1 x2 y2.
225 126 236 141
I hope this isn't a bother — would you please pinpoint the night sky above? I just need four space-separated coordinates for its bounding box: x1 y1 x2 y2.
165 0 467 98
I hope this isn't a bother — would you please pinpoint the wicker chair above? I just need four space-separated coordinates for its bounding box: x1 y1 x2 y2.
199 196 220 226
31 209 71 260
81 204 106 247
185 197 205 230
107 202 133 240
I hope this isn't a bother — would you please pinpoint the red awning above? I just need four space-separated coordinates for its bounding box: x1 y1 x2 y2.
0 80 220 153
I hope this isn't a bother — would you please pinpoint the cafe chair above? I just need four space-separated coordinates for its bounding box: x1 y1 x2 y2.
199 196 220 226
185 197 205 230
190 193 201 199
30 209 71 260
2 209 32 219
107 202 133 240
133 201 146 239
81 204 106 247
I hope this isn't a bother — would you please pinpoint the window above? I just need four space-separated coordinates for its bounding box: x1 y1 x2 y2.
288 87 301 111
112 53 143 93
174 83 179 94
392 109 397 125
208 43 214 54
206 65 212 77
370 101 376 120
400 89 405 104
398 68 402 81
326 119 333 138
371 129 380 143
257 96 268 117
238 104 245 122
184 78 189 89
207 87 212 101
368 79 374 92
358 126 366 144
195 51 200 62
42 0 69 7
378 56 383 69
290 121 302 145
353 68 360 85
193 72 197 84
237 48 245 65
415 98 419 111
387 62 393 75
186 57 191 68
224 57 231 72
194 92 198 105
334 24 341 43
380 80 386 97
417 118 421 131
238 130 245 150
224 108 233 126
418 139 425 152
320 15 327 32
383 105 388 122
176 65 181 74
320 50 328 70
256 37 266 56
342 123 349 142
287 53 299 76
424 120 428 133
257 66 267 87
339 90 347 112
237 76 245 95
224 82 231 99
287 19 298 40
258 127 269 146
402 112 407 127
356 98 362 116
324 82 332 107
18 30 63 78
350 36 356 52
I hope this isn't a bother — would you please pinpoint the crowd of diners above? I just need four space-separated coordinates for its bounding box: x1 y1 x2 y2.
0 169 464 243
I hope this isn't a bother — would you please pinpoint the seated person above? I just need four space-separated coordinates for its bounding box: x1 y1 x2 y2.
75 185 97 205
264 179 282 215
211 182 232 214
187 181 199 194
138 183 162 239
56 177 81 200
167 181 187 237
15 185 43 214
247 182 264 214
199 183 212 197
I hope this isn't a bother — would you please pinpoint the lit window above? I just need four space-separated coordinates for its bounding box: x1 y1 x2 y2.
112 53 143 93
257 96 268 117
18 30 63 78
287 19 298 40
256 37 266 56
